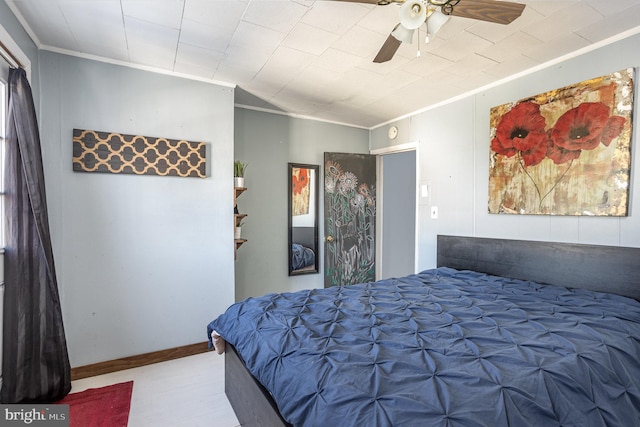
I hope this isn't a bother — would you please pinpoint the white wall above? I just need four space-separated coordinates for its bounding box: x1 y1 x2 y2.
372 32 640 270
39 52 235 367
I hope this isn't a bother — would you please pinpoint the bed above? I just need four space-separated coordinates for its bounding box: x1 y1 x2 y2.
208 235 640 426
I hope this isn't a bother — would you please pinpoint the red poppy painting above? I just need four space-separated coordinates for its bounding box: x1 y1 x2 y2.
489 68 634 216
292 167 310 215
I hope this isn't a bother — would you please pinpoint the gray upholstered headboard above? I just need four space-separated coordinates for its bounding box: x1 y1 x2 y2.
437 235 640 301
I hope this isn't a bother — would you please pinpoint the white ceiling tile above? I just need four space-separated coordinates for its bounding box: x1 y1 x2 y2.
357 5 399 35
214 62 257 86
575 5 640 42
7 0 78 50
333 25 388 58
172 62 214 79
229 21 286 52
398 52 453 76
357 53 413 76
183 0 248 28
464 13 532 45
179 18 231 52
523 1 581 17
428 31 494 62
459 3 543 48
6 0 640 128
336 67 385 93
282 66 343 103
122 0 185 29
402 42 433 62
242 0 311 33
253 46 315 94
400 77 462 105
125 16 180 68
312 48 363 74
302 1 373 35
583 0 640 15
521 2 603 42
271 96 324 117
272 84 327 107
484 53 541 79
435 15 480 40
260 45 314 76
175 42 223 69
214 43 274 84
413 70 466 92
282 23 339 56
58 0 128 57
522 32 593 63
478 31 543 63
349 69 422 106
364 91 422 120
447 53 499 76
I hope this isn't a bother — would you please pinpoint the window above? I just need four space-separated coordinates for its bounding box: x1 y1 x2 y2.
0 73 5 247
1 28 31 248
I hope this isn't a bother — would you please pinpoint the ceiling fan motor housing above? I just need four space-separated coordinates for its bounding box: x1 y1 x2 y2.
399 1 428 29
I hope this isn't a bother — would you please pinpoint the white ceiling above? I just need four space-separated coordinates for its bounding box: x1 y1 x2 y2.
5 0 640 128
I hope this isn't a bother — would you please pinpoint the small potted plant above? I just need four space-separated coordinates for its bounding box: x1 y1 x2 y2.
235 218 245 240
234 161 248 188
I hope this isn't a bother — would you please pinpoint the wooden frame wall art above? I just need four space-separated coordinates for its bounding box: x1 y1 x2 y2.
488 68 634 216
72 129 206 178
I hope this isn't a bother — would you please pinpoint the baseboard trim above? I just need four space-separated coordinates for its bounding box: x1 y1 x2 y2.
70 341 210 381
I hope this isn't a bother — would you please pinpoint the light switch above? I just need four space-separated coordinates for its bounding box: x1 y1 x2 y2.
421 185 429 198
431 206 438 219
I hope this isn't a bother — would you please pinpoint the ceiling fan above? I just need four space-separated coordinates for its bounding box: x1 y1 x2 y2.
333 0 526 63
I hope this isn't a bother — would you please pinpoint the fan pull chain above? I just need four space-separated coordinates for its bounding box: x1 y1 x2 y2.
425 17 430 44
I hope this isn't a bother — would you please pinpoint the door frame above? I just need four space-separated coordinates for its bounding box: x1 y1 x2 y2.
370 141 419 280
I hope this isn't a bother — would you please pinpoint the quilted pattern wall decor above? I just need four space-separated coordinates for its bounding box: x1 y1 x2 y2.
72 129 206 178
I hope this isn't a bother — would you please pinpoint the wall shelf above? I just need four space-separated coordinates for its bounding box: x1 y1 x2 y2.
234 187 247 260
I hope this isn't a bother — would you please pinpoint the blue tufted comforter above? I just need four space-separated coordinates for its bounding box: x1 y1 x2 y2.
208 268 640 427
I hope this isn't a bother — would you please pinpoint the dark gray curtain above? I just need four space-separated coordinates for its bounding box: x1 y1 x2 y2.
1 67 71 403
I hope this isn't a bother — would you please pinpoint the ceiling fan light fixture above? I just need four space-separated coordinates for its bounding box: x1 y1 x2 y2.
399 0 428 30
391 23 415 44
425 8 450 37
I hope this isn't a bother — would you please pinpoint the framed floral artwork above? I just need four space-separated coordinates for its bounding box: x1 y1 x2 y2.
292 166 310 216
488 68 634 216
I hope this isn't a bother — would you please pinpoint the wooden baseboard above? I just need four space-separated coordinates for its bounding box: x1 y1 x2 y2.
70 341 210 381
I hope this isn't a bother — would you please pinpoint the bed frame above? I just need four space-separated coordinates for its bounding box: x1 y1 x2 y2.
224 235 640 426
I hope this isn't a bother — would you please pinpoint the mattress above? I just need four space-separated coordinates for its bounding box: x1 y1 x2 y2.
208 267 640 427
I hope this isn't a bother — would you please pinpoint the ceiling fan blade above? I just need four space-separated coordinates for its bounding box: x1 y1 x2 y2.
373 33 402 63
446 0 525 25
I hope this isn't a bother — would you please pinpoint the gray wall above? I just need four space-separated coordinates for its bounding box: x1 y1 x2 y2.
234 108 369 300
372 33 640 270
39 52 235 367
381 150 416 279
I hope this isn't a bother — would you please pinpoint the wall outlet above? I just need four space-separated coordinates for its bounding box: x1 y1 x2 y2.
431 206 438 219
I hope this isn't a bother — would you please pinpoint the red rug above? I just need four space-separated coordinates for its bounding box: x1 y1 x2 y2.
56 381 133 427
